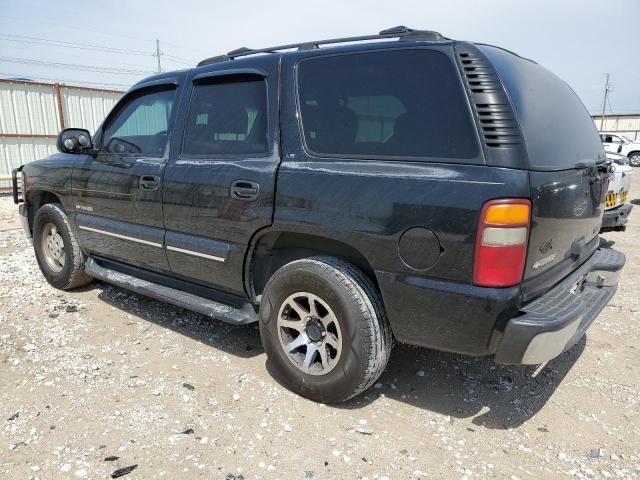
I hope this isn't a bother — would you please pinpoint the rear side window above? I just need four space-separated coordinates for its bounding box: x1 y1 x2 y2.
297 49 479 161
478 45 604 170
183 77 268 156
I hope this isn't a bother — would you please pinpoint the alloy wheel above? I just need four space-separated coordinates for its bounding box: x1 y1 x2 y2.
276 292 343 376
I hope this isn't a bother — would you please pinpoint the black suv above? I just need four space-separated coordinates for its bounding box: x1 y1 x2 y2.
12 27 625 403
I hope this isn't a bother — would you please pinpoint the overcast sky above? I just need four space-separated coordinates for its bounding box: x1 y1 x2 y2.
1 0 638 113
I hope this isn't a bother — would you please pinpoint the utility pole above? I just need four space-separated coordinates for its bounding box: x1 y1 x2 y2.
600 73 611 131
154 39 162 73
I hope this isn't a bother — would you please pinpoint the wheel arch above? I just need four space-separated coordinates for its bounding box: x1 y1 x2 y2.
248 231 379 298
26 190 64 233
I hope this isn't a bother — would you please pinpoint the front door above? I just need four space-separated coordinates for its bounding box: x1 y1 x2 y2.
162 59 280 295
73 84 178 272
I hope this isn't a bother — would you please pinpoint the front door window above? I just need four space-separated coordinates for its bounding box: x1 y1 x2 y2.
102 89 175 156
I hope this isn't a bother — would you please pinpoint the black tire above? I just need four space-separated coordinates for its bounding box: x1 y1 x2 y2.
628 152 640 167
259 256 392 403
32 203 92 290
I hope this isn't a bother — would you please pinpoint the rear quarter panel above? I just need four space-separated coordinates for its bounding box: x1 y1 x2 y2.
272 159 530 355
273 160 530 282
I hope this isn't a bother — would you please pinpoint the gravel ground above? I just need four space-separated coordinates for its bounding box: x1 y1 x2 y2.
1 184 639 480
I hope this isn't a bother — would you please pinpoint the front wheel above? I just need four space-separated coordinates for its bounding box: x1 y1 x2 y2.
628 152 640 167
32 203 92 290
259 256 392 403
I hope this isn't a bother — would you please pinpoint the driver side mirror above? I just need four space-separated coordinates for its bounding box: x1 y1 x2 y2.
57 128 95 154
617 145 622 153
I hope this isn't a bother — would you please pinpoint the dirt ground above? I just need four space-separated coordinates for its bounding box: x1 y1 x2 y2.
1 183 639 480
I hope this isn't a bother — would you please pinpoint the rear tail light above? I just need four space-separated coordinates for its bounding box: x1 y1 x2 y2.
473 199 531 287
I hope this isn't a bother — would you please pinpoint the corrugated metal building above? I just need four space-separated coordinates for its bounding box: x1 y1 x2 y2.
591 113 640 140
0 79 123 188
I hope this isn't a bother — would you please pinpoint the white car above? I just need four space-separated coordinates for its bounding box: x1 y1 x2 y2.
600 132 640 166
601 152 633 232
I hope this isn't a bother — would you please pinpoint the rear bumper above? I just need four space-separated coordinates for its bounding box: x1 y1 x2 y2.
600 203 632 231
494 246 625 364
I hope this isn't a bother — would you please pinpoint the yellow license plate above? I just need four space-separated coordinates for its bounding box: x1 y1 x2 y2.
604 192 617 208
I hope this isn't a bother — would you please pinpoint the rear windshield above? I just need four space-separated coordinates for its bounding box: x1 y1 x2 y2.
296 49 480 162
478 45 604 170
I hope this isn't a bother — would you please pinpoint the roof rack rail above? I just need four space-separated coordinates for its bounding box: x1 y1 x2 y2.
197 26 447 66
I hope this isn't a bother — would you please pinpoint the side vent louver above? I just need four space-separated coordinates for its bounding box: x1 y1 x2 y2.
455 43 528 168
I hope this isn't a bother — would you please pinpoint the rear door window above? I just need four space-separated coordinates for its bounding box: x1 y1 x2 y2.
182 76 269 156
296 49 480 161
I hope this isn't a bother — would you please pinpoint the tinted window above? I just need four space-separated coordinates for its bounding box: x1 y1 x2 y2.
297 49 479 160
102 89 175 156
479 45 604 169
183 77 268 156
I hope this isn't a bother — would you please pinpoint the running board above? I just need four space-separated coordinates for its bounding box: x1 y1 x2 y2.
84 257 257 325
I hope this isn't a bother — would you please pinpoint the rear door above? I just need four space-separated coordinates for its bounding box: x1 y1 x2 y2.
73 81 178 272
162 58 280 295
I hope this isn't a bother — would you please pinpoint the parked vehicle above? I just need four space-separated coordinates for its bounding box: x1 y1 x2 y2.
601 152 633 232
600 132 640 166
12 27 625 403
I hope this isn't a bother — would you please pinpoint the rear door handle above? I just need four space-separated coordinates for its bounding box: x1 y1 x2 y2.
231 180 259 201
139 175 161 191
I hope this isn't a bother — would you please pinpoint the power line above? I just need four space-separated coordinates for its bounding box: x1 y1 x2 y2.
1 13 209 62
158 39 210 57
0 15 171 46
163 54 197 65
0 31 198 86
0 56 155 76
0 34 198 67
0 33 152 56
0 47 161 71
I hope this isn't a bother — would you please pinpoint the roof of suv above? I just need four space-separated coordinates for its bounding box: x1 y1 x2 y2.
131 26 454 90
196 26 449 66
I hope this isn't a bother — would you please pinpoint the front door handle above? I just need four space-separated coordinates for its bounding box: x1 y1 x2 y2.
139 175 161 191
231 180 259 201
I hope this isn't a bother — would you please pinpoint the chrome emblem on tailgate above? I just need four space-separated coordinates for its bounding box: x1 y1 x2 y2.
533 253 557 270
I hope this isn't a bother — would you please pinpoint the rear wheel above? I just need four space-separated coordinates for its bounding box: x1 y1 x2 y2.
259 256 392 403
33 203 92 290
628 151 640 167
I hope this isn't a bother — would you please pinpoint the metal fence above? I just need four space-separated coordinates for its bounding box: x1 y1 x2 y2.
0 79 123 189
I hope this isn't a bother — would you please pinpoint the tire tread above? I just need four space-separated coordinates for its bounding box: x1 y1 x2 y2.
261 256 392 402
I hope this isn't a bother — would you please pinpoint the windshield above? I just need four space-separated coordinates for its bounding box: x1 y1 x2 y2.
621 135 635 143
